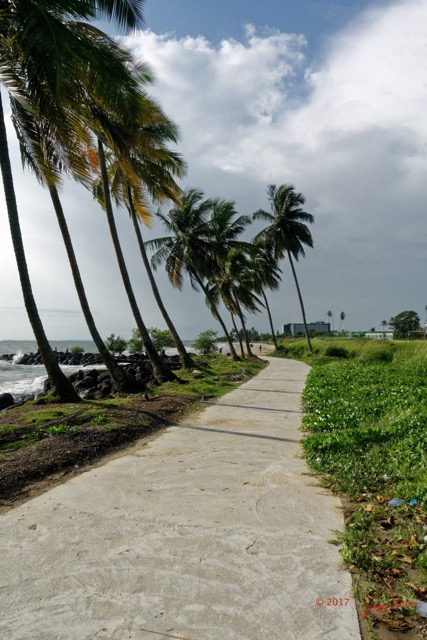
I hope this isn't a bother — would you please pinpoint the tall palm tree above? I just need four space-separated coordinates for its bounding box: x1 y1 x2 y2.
1 4 137 400
326 310 334 331
0 2 146 401
146 189 241 360
253 184 314 353
56 23 178 382
209 248 263 359
9 38 150 394
96 139 176 382
339 311 345 332
249 243 282 350
103 134 196 370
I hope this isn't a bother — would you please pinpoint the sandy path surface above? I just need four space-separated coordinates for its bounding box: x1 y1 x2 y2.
0 357 360 640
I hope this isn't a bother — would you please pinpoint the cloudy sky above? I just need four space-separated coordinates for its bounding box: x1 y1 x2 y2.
1 0 426 340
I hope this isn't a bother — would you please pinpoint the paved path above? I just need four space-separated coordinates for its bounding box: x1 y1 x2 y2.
0 358 361 640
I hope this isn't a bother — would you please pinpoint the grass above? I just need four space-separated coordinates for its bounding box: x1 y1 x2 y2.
0 355 266 503
158 354 264 400
274 337 427 637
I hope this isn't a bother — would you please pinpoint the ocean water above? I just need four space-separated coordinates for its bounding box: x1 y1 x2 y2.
0 341 99 401
0 340 197 401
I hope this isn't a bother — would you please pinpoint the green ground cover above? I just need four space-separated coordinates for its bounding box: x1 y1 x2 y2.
274 338 427 637
0 355 265 505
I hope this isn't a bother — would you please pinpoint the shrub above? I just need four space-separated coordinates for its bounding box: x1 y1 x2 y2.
325 346 349 359
193 330 219 356
69 345 84 356
105 333 127 356
128 329 144 355
148 327 174 352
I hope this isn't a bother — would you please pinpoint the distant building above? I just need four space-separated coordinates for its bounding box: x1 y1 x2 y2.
364 331 393 340
283 321 331 336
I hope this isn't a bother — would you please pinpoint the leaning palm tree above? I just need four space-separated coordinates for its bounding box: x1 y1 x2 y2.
8 24 159 393
104 134 196 370
249 243 282 350
146 189 241 360
0 1 146 401
209 248 263 359
254 184 314 353
63 29 178 382
96 140 176 382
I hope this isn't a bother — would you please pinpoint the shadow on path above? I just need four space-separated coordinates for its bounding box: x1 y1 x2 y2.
202 401 300 414
235 388 301 395
173 423 299 443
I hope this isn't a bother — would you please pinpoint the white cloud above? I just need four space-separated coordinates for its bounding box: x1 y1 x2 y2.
1 0 427 341
124 0 427 329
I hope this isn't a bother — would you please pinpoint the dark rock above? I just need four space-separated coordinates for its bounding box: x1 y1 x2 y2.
0 393 14 410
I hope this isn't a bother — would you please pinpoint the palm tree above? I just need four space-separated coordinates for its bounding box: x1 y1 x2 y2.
253 184 314 353
9 41 149 394
326 310 334 331
208 248 263 359
0 1 146 401
103 131 196 370
96 139 176 382
52 22 178 383
380 319 388 337
147 189 241 360
250 243 282 350
339 311 346 333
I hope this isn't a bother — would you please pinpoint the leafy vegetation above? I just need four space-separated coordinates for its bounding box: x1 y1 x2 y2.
282 337 427 634
0 355 265 503
389 310 421 339
69 345 84 356
105 334 127 356
147 328 175 352
192 330 219 356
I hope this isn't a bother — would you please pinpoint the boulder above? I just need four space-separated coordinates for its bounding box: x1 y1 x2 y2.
0 393 14 410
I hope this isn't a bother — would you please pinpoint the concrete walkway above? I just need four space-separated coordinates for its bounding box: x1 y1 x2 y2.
0 358 361 640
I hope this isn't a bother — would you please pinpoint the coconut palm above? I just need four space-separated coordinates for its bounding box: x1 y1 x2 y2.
339 311 345 332
326 310 334 331
8 30 155 393
0 2 143 400
103 129 196 370
208 248 263 358
249 243 282 350
96 140 176 382
60 26 178 382
146 189 241 360
254 184 314 353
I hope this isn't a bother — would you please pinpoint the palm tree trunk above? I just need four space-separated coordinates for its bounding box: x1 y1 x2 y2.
128 191 195 370
0 95 79 402
230 313 245 357
193 274 241 361
261 290 278 349
49 185 141 392
287 251 312 353
98 140 175 382
233 295 255 357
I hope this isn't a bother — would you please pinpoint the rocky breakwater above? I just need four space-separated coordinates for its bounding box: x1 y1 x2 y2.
0 351 104 366
0 351 183 407
43 355 182 400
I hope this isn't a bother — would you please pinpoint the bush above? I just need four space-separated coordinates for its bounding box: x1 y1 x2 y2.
105 333 127 356
358 343 394 363
325 346 349 359
69 345 84 356
148 327 174 352
128 329 144 355
193 330 219 356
